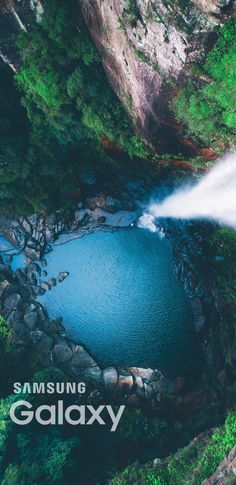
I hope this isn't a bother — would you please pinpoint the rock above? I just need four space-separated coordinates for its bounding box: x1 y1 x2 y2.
5 254 12 263
41 259 47 268
11 322 30 345
47 278 57 288
98 216 106 224
57 272 69 283
6 309 22 328
117 373 134 392
24 311 38 330
83 366 103 386
30 330 43 344
143 383 154 399
103 367 118 392
69 345 98 370
194 315 206 332
230 457 236 477
53 342 73 363
42 270 48 277
4 293 21 311
40 282 50 291
25 247 41 260
0 280 10 298
37 333 53 353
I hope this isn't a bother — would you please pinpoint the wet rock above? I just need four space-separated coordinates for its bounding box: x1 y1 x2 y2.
25 246 41 260
5 254 12 263
69 345 98 370
24 311 38 330
37 333 53 353
11 322 30 345
41 259 47 268
6 309 22 327
98 216 106 224
40 282 50 291
47 278 57 288
42 270 48 277
30 330 43 344
83 366 103 386
117 373 134 392
4 293 21 311
53 342 73 363
103 367 118 392
143 383 154 399
0 280 10 298
57 272 69 283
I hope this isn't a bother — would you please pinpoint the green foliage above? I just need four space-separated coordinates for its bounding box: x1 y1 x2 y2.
16 0 146 155
110 413 236 485
173 20 236 146
0 316 12 353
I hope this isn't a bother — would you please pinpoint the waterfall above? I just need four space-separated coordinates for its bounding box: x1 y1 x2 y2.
140 153 236 229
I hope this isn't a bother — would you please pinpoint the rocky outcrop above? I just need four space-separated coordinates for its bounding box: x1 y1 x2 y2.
80 0 235 150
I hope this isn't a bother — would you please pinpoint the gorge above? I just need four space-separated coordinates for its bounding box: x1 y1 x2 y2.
0 0 236 484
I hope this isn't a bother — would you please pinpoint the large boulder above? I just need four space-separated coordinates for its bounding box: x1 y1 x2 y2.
24 311 38 330
4 293 21 311
103 367 118 392
52 342 73 363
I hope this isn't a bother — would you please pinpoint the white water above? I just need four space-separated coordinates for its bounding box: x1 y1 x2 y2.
143 154 236 228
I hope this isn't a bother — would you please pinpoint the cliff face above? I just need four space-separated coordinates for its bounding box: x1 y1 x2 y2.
80 0 235 150
0 0 234 149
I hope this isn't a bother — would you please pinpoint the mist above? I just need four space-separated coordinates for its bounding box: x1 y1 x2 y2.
147 153 236 228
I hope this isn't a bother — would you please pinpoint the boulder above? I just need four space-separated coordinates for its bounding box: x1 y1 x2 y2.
40 282 50 291
69 345 97 370
98 216 106 224
4 293 21 311
53 342 73 363
83 366 103 386
57 272 69 283
117 373 134 392
0 280 10 298
24 311 38 330
25 246 41 260
11 322 30 345
47 278 57 288
30 330 43 344
6 309 22 327
37 333 54 353
103 367 118 392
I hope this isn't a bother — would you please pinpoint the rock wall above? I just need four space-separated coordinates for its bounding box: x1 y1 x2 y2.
80 0 235 150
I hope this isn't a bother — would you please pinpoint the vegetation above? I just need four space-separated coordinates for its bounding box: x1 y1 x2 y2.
0 0 146 215
110 413 236 484
173 20 236 146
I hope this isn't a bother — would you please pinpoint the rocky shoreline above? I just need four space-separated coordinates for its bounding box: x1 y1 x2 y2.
0 174 228 412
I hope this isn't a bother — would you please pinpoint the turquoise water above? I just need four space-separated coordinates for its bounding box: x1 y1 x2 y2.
34 228 202 376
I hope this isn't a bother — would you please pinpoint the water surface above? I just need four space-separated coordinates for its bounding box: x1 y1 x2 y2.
35 228 202 376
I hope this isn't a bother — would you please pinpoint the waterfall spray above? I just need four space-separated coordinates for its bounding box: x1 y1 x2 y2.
140 153 236 230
